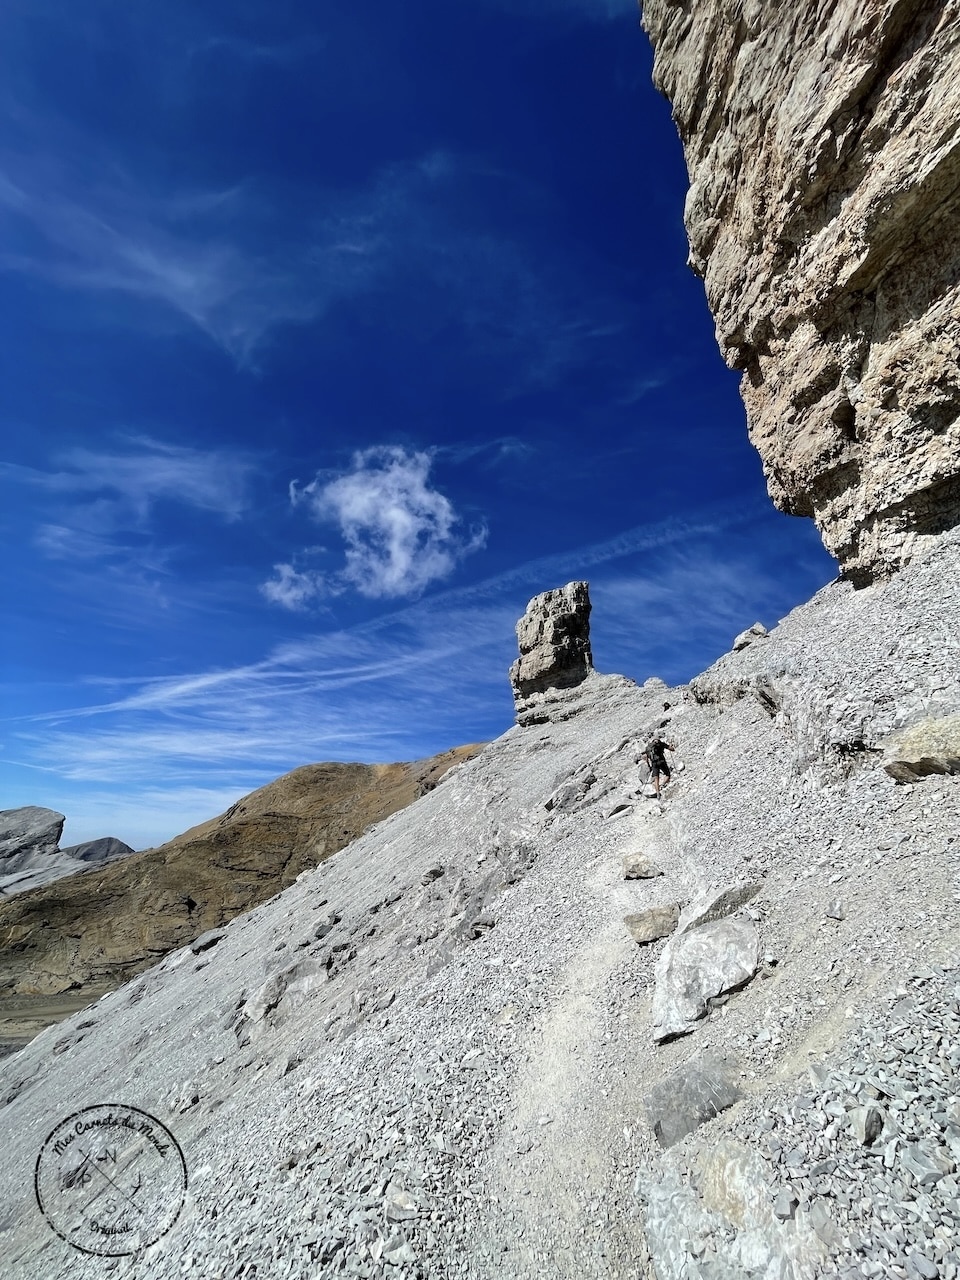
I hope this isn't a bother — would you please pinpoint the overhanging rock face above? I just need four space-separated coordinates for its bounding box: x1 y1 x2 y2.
641 1 960 582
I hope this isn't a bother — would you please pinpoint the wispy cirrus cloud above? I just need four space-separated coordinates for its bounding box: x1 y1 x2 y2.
263 445 488 607
0 132 643 382
21 436 253 519
2 436 256 566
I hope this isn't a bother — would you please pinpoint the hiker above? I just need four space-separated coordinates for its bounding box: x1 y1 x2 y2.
643 733 675 800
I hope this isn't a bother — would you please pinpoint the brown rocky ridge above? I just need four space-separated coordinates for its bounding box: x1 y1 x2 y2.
641 0 960 582
0 744 482 1056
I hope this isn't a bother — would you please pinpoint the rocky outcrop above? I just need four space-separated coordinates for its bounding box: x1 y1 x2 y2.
881 712 960 780
641 2 960 582
0 807 64 872
0 745 483 1051
0 808 135 897
509 580 594 725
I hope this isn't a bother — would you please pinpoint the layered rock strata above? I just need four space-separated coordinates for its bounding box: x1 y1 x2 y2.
641 1 960 582
0 808 134 897
509 580 594 725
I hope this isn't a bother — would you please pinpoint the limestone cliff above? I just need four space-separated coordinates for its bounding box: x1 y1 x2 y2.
641 0 960 582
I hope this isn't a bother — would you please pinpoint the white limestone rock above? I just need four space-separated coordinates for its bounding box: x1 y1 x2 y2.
651 884 762 1043
509 581 593 726
733 622 768 652
881 713 960 781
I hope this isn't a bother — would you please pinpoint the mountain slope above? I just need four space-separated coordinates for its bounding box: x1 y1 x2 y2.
0 531 957 1279
0 746 482 1056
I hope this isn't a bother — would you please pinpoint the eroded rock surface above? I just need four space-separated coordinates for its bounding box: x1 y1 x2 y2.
509 580 594 725
0 807 64 872
0 533 959 1280
881 712 960 780
642 1 960 581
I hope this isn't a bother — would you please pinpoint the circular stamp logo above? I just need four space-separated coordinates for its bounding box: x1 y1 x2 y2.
35 1104 187 1257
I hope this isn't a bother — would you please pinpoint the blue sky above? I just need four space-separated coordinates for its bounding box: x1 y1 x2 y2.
0 0 836 849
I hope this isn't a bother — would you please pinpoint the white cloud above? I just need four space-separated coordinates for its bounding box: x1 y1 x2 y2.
49 437 253 520
281 446 488 601
260 563 328 611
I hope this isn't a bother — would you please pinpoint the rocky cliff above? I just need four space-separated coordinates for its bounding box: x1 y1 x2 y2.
641 0 960 582
0 807 133 897
0 746 482 1055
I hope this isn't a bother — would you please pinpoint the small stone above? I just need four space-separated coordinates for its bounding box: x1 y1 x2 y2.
849 1105 884 1145
826 900 846 921
384 1184 420 1222
622 852 664 880
773 1189 798 1220
907 1255 939 1280
624 905 679 945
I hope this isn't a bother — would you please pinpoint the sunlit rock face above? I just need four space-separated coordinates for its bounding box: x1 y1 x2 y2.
642 1 960 582
509 580 594 724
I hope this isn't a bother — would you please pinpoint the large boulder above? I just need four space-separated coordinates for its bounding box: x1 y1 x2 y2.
0 807 65 874
509 581 594 725
651 883 762 1043
641 1 960 583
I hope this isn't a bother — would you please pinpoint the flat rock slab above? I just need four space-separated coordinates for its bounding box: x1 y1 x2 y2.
623 853 663 879
644 1052 744 1147
652 915 760 1042
680 881 763 933
625 905 679 944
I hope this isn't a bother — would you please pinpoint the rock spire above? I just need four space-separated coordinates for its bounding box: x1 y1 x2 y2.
509 580 594 724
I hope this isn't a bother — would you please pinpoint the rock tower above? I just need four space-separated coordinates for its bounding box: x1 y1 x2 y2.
509 580 594 725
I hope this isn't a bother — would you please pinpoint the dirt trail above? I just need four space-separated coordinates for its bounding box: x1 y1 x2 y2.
477 812 671 1280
